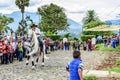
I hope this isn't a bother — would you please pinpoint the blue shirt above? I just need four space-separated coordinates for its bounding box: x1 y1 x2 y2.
67 58 83 80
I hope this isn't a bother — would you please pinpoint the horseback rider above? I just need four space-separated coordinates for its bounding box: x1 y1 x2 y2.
31 24 43 52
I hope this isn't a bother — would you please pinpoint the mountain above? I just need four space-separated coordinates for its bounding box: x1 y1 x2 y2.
66 19 83 38
5 11 40 31
105 19 120 25
5 11 82 37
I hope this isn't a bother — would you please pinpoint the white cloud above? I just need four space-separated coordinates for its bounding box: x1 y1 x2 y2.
0 0 120 22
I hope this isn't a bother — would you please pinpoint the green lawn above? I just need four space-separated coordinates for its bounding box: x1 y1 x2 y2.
84 75 97 80
106 68 120 73
95 44 120 52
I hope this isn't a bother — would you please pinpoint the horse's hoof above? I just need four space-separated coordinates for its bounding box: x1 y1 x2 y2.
35 63 37 67
26 63 29 65
32 66 35 70
44 56 49 60
41 63 45 66
26 61 29 65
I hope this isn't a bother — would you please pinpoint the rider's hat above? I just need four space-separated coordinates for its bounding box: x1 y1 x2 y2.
31 24 37 28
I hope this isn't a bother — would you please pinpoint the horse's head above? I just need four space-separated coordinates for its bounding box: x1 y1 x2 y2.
28 29 33 38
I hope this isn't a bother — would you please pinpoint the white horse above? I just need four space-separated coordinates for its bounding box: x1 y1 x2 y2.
24 29 48 69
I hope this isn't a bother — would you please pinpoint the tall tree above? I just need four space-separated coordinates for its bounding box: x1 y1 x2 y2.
17 15 34 35
82 10 99 25
82 10 104 29
15 0 29 34
38 3 68 34
0 14 14 33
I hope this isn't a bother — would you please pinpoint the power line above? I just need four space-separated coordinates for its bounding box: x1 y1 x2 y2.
103 4 120 20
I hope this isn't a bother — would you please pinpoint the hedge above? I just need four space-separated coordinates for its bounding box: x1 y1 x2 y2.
46 35 61 40
83 31 115 37
81 35 95 42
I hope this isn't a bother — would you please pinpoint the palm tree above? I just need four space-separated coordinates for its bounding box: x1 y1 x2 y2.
15 0 29 35
82 10 99 25
0 15 14 33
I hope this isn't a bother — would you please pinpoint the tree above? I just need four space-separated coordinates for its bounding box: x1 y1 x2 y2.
15 0 30 34
84 20 104 29
82 10 104 29
17 15 33 35
15 26 22 35
0 14 14 33
82 10 99 24
38 3 68 34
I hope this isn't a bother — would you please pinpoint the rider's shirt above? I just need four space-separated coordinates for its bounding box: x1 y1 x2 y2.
34 27 41 38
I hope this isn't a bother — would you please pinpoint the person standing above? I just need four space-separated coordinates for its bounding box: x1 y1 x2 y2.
18 40 23 61
92 37 96 50
8 42 14 63
83 41 87 51
66 50 83 80
0 38 3 64
87 39 92 51
2 41 9 64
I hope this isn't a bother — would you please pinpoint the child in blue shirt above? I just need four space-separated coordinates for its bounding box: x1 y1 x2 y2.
66 50 83 80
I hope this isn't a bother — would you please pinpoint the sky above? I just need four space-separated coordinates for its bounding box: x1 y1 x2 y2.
0 0 120 22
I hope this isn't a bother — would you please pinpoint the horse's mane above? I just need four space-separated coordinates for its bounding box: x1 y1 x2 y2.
27 29 39 55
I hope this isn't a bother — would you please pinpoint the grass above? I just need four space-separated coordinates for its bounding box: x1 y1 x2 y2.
84 75 97 80
116 59 120 66
95 43 120 52
106 68 120 73
106 59 120 73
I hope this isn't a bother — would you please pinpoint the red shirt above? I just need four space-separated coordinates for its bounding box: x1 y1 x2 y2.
2 44 8 54
88 39 92 46
0 41 2 53
8 44 14 53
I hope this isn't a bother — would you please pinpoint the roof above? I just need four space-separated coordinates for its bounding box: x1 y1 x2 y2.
85 25 120 31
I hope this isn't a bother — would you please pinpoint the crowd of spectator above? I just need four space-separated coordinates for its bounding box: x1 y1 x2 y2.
0 31 120 65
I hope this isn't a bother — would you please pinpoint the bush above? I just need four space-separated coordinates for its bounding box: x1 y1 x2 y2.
82 31 115 37
81 35 95 42
84 20 104 29
46 35 61 40
84 75 97 80
73 37 79 41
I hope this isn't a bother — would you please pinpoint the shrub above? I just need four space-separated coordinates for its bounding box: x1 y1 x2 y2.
46 35 61 40
84 20 104 29
81 35 95 42
84 75 97 80
82 31 115 37
73 37 79 41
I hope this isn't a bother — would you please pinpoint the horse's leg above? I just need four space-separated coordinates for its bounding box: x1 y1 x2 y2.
26 55 30 65
35 49 40 66
43 44 49 59
41 44 45 66
25 46 32 65
31 55 35 69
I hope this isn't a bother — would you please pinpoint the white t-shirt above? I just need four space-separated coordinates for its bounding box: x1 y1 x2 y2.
11 42 17 51
92 38 96 44
34 27 41 37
